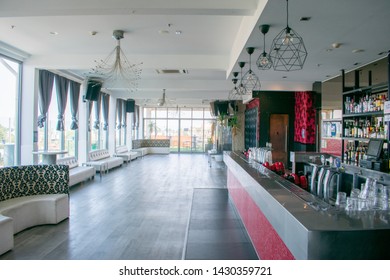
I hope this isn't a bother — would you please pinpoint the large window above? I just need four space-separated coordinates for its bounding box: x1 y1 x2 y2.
38 74 80 159
143 107 216 153
0 55 21 167
90 100 107 151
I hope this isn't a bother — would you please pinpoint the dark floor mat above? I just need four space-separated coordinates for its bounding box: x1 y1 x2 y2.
184 188 258 260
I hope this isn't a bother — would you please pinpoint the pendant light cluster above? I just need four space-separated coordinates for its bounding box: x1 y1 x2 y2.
228 0 307 100
228 72 241 100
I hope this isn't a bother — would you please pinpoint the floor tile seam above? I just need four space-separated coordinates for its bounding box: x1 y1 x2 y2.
181 188 195 260
182 187 229 260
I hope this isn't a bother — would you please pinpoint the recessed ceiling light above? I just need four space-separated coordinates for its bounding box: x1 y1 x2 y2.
175 30 182 35
332 43 341 49
50 31 59 35
159 30 169 35
352 49 364 53
300 17 311 21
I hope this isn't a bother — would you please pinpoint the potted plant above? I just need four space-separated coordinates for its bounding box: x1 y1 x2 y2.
218 112 227 126
228 114 239 136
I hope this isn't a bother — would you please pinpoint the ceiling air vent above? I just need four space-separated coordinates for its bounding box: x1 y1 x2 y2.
156 69 188 74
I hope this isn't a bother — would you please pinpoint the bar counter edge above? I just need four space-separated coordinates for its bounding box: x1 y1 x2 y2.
223 151 390 260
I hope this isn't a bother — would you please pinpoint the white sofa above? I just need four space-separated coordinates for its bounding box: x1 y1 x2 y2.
87 149 123 172
0 215 13 255
131 147 149 158
0 164 69 255
0 194 69 234
131 139 170 157
57 156 95 186
114 146 139 163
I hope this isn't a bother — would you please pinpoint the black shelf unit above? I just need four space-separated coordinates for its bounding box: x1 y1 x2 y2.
341 75 389 163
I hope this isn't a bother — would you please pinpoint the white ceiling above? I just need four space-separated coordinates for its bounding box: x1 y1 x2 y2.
0 0 389 107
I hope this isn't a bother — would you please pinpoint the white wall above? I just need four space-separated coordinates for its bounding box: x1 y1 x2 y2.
77 83 88 163
20 65 38 165
108 95 117 155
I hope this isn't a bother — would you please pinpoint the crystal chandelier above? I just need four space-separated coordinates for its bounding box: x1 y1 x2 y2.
90 30 143 92
269 0 307 71
256 24 273 70
158 89 167 106
242 47 261 92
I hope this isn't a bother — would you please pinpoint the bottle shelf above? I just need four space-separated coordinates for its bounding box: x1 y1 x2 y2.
342 82 388 96
342 137 387 142
322 118 342 122
341 80 389 164
343 111 384 118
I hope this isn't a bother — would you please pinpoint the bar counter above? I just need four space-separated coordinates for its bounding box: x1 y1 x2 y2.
224 151 390 260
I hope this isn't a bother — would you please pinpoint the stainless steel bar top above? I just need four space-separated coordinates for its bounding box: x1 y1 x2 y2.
224 151 390 260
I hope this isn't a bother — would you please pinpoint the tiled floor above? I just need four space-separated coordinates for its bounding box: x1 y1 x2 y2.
184 188 258 260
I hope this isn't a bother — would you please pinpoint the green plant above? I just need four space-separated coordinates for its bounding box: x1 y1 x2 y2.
228 114 239 136
218 113 226 126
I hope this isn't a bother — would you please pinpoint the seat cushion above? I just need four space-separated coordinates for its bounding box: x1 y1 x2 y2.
68 166 95 186
0 194 69 234
0 215 13 255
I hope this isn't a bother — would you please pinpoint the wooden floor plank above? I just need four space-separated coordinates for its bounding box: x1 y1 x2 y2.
0 154 250 260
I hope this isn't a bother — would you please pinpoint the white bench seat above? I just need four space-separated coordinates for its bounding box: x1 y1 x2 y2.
0 215 13 255
0 164 69 256
0 194 69 234
57 156 95 186
114 146 139 162
87 149 123 172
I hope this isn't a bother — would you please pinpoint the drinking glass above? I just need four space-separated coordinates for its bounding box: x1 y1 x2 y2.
335 192 347 209
369 195 381 210
359 178 374 199
358 198 369 211
350 188 360 198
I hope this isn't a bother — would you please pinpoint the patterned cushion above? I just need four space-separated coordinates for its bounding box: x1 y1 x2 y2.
0 165 69 202
132 139 170 148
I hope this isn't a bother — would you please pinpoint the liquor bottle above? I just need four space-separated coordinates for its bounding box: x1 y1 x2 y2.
344 146 349 163
379 121 385 139
355 146 360 165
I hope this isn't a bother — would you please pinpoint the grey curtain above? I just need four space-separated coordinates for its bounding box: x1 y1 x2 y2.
101 93 110 131
69 80 80 130
37 70 55 128
93 92 102 129
88 100 93 131
122 100 127 128
55 75 69 131
116 99 123 129
135 105 139 128
132 105 136 129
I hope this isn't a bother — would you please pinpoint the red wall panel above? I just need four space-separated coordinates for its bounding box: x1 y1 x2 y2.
227 170 295 260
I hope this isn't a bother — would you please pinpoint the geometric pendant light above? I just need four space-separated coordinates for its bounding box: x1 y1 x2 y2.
269 0 307 71
228 72 242 101
237 61 248 95
256 24 273 70
242 47 261 92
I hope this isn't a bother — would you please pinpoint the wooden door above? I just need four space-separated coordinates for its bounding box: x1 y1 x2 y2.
270 114 289 166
